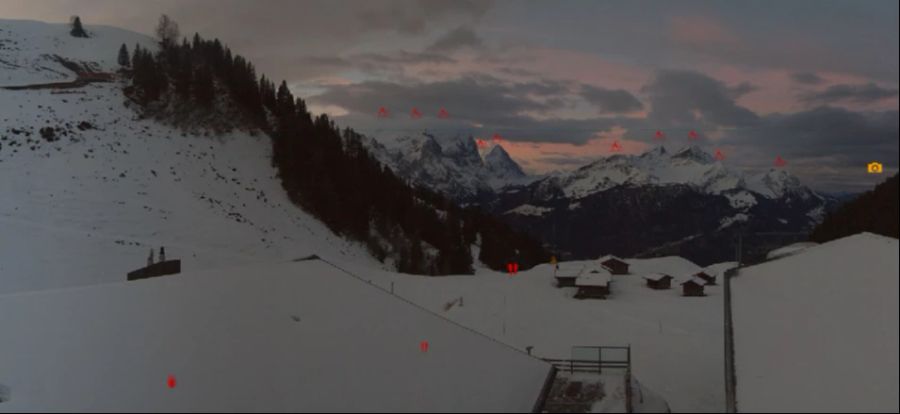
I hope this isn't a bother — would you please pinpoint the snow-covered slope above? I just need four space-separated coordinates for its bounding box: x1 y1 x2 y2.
364 132 531 203
764 241 818 260
0 19 375 294
0 259 551 411
334 254 729 412
732 233 899 412
0 19 155 85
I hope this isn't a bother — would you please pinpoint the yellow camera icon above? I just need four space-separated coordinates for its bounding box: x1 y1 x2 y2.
867 162 883 174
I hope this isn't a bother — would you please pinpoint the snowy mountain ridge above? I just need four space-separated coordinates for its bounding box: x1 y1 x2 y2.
363 132 532 203
539 144 817 202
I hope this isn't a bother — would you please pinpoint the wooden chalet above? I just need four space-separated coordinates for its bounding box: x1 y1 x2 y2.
554 265 583 287
694 271 717 285
681 277 707 297
643 273 674 290
574 270 612 299
599 255 630 275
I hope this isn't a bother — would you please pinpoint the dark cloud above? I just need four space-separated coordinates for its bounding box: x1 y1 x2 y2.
427 26 483 52
799 82 899 105
356 0 492 35
790 72 825 85
580 85 644 113
722 106 898 189
728 82 758 99
309 74 623 144
296 51 456 81
310 74 560 123
354 50 456 65
643 70 760 128
298 56 352 68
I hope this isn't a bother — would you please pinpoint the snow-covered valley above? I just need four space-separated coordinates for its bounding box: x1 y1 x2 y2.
2 17 897 413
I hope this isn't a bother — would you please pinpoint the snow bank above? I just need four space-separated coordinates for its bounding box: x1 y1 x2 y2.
732 233 899 412
764 242 818 260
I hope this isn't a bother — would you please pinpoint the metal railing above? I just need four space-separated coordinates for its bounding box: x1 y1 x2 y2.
541 345 632 374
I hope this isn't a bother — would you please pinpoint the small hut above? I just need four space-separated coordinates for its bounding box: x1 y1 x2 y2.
681 277 707 297
694 271 717 285
574 270 612 299
599 255 630 275
644 273 674 290
554 265 583 288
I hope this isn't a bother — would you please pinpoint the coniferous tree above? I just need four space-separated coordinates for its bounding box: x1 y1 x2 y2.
155 14 180 48
70 16 88 38
193 65 215 107
117 43 130 67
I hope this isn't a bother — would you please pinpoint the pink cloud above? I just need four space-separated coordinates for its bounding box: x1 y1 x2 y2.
498 127 651 174
669 15 740 48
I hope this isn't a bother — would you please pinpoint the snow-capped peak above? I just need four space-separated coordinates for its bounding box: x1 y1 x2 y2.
639 145 668 159
362 132 531 202
484 145 525 180
745 168 811 199
671 145 715 164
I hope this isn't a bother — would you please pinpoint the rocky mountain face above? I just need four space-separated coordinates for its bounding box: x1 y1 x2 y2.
363 132 531 204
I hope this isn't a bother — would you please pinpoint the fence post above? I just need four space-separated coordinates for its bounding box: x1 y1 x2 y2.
625 344 633 413
598 347 602 374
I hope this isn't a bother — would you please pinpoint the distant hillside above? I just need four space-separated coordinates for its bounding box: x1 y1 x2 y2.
810 174 899 243
121 24 548 275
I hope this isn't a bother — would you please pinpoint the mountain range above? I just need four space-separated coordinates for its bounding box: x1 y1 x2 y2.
363 132 530 204
363 133 839 265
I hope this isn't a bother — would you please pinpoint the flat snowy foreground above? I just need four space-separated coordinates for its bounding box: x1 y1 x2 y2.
338 256 729 412
732 233 899 412
0 259 551 411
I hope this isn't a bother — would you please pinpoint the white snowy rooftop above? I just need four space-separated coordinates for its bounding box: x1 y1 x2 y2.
576 272 611 287
598 255 626 264
554 264 584 278
732 233 899 412
681 276 708 286
0 259 551 411
643 273 673 281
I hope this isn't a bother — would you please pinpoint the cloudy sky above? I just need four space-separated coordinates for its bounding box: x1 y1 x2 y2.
3 0 898 192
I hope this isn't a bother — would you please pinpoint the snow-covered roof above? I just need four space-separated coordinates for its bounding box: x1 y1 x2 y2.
694 271 714 279
643 273 673 281
680 276 707 286
598 255 627 264
576 272 611 287
0 259 551 411
732 233 899 412
584 265 612 275
555 264 584 278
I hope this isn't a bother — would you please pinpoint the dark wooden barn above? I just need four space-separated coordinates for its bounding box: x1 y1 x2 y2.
574 273 611 299
644 273 674 290
694 271 717 285
681 278 706 297
555 274 578 287
554 266 583 288
599 256 629 275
